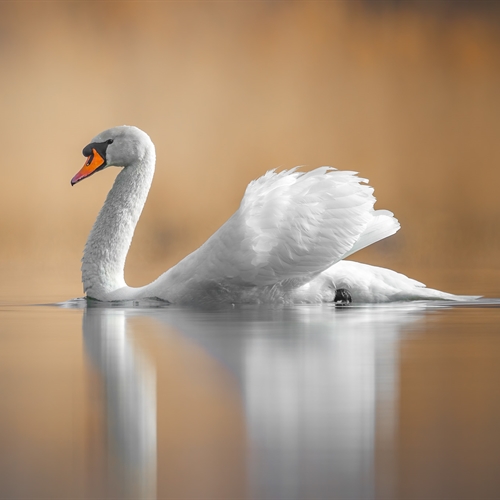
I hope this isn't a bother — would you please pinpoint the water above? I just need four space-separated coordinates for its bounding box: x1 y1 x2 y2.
1 296 500 499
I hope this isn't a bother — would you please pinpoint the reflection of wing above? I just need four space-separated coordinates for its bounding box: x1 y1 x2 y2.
150 305 423 500
148 169 399 300
82 309 156 499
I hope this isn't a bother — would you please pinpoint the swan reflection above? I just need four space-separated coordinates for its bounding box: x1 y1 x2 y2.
82 307 156 499
154 304 424 500
79 301 430 500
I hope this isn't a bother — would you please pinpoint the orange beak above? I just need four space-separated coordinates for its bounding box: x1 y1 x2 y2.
71 148 106 186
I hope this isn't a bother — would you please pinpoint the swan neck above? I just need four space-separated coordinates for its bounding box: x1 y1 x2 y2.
82 149 155 299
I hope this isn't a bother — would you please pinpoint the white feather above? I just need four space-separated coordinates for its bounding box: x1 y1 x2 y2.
75 126 478 305
315 261 479 303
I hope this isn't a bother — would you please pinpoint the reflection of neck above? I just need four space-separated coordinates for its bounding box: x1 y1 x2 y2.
82 308 157 498
82 149 155 300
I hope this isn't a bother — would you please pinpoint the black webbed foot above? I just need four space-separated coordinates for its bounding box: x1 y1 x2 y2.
334 288 352 306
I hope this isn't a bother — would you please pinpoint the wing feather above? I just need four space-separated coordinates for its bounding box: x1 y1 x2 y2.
150 168 398 300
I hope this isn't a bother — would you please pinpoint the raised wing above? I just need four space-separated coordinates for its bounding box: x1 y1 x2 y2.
150 168 398 301
232 167 377 284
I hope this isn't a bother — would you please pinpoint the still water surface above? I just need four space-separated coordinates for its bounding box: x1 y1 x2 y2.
1 292 500 499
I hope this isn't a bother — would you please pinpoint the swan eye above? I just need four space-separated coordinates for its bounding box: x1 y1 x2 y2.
107 139 114 145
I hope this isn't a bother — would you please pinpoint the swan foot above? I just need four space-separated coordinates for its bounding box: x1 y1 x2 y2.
334 288 352 306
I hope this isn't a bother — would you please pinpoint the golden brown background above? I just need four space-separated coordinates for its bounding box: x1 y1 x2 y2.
1 1 499 300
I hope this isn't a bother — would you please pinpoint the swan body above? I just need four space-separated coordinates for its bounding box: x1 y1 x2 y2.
72 126 476 305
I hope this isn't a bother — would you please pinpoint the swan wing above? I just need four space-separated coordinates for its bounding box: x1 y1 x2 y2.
232 167 377 284
340 209 400 259
149 168 398 301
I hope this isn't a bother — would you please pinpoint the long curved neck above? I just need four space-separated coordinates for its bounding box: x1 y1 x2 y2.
82 148 155 300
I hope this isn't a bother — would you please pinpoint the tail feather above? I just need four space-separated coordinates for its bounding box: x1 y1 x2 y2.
391 287 481 302
323 261 480 303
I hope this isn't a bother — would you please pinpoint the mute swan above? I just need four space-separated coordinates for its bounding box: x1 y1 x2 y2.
71 125 475 305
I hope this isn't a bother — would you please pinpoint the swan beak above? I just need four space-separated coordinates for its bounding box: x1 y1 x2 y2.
71 149 106 185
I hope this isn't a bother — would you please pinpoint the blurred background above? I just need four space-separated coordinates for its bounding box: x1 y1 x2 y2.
0 1 499 300
2 5 500 499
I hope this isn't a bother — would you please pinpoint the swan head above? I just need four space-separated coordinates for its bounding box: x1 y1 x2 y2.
71 125 154 185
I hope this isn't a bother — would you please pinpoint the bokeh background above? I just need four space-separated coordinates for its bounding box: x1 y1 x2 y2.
1 1 499 301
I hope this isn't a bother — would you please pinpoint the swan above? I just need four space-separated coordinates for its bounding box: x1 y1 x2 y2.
71 125 476 305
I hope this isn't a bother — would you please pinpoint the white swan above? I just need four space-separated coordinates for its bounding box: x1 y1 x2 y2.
71 125 475 305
